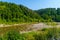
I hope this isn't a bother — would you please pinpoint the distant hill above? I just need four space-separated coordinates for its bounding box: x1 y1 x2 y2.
0 2 42 23
35 8 60 22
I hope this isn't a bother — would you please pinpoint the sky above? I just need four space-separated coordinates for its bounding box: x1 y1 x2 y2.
0 0 60 10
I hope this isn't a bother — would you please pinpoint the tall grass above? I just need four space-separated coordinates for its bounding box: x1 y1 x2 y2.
0 25 60 40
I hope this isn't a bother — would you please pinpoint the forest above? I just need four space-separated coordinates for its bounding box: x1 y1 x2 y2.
0 2 60 24
35 8 60 22
0 2 41 24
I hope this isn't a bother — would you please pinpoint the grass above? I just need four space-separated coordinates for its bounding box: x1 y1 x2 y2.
20 27 60 40
45 22 57 26
0 25 60 40
0 24 32 34
0 22 60 40
0 22 58 34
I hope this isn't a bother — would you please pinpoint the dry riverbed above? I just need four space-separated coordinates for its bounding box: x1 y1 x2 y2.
0 22 60 34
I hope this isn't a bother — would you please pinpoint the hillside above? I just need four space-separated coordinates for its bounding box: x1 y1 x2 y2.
0 2 41 23
35 8 60 22
0 2 60 24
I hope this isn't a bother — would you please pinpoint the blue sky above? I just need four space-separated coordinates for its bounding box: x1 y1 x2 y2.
0 0 60 10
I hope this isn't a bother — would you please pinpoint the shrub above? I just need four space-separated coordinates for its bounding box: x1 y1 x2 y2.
4 30 24 40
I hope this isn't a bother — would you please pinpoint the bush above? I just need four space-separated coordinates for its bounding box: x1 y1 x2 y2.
22 33 35 40
4 30 24 40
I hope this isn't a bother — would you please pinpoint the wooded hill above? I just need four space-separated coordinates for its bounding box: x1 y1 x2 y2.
0 2 41 23
0 2 60 24
35 8 60 22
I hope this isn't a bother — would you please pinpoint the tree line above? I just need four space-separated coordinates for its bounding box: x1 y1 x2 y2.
35 8 60 22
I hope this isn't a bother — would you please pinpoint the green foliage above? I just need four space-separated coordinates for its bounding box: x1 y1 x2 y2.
33 28 60 40
34 32 47 40
3 30 24 40
35 8 60 22
22 33 35 40
1 2 60 23
0 2 41 24
0 28 60 40
0 37 2 40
